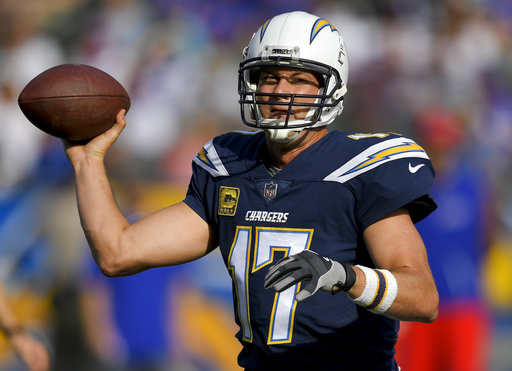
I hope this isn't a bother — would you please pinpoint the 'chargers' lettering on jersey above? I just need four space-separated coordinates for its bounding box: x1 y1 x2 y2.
245 210 289 223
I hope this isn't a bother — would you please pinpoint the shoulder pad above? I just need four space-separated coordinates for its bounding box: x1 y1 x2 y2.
323 136 429 183
193 130 263 177
193 138 230 177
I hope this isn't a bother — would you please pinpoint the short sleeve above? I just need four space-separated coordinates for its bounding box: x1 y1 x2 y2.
184 162 208 222
355 158 437 230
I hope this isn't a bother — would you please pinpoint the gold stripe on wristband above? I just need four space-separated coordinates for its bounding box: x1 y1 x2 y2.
367 269 387 310
352 265 398 314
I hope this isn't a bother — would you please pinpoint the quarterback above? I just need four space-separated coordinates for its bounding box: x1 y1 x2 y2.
64 11 439 370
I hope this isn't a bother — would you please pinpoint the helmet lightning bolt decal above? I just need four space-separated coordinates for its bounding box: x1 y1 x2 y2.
310 18 336 44
260 19 271 41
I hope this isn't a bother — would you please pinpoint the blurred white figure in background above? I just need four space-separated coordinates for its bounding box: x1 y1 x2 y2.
0 5 65 190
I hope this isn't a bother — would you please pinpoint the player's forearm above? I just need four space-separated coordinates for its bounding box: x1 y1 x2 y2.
386 266 438 322
349 265 438 323
72 157 131 276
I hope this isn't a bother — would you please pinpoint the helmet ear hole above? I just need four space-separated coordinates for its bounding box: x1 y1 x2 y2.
249 69 260 87
314 72 325 89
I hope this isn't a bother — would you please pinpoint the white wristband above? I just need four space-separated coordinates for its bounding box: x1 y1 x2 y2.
352 265 398 314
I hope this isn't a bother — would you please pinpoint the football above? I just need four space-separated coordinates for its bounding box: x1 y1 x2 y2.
18 64 131 141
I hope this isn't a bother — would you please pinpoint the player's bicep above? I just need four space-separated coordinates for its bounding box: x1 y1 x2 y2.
363 208 430 272
121 201 215 271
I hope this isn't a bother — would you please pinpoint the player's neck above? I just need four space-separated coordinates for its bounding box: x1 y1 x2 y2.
264 127 328 169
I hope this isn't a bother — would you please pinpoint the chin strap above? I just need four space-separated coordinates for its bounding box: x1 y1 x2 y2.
265 128 302 144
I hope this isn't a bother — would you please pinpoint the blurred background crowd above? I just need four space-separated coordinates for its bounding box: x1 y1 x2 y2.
1 0 511 370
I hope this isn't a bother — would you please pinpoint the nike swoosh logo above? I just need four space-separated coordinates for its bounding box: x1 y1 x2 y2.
409 163 425 173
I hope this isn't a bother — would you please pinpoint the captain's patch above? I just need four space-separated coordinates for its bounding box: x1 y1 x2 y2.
218 186 240 216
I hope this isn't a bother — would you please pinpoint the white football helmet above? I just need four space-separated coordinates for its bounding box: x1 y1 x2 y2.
238 11 349 143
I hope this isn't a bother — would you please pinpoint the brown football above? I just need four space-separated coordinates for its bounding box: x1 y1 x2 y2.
18 64 131 141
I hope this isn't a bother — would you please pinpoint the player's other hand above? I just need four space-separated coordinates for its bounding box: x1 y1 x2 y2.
63 109 127 165
10 331 51 371
264 250 355 301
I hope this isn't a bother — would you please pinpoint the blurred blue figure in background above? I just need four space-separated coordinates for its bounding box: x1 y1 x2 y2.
78 189 221 371
80 255 185 371
396 107 494 371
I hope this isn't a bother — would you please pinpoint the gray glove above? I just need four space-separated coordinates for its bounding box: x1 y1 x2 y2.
264 250 356 301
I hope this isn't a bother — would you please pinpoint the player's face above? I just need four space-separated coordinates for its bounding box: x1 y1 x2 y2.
257 67 322 120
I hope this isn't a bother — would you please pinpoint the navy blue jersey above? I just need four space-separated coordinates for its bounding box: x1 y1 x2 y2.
184 130 436 370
